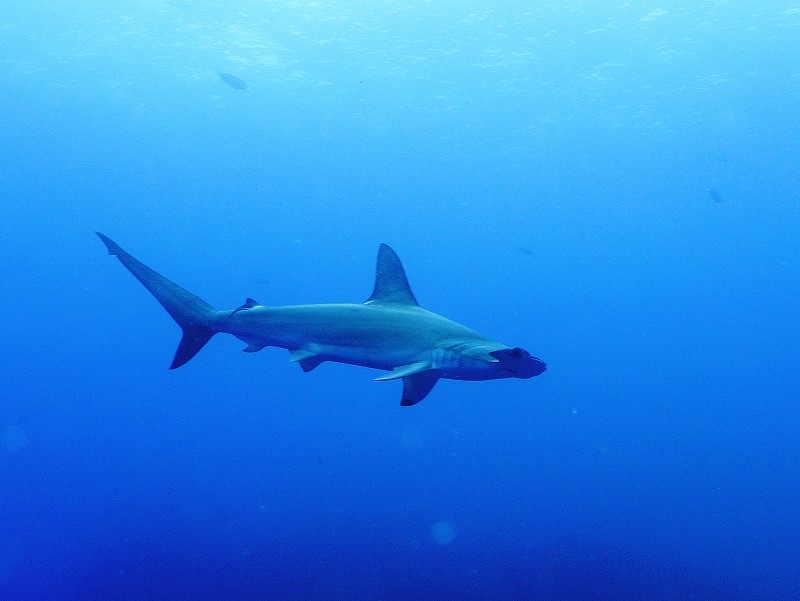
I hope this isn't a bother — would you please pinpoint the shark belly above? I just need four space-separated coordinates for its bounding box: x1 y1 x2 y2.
220 303 490 373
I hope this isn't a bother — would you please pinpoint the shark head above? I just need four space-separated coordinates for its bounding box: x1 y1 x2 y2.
437 343 547 382
488 347 547 379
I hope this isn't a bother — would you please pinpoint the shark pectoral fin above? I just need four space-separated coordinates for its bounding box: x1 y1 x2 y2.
401 373 439 406
374 361 432 381
289 349 325 372
243 343 266 353
378 362 439 404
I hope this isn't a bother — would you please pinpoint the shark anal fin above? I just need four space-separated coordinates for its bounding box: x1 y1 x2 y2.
401 373 439 406
374 361 431 381
289 349 325 372
364 244 419 306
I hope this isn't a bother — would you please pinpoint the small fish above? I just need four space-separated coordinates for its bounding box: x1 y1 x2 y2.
218 71 247 90
708 188 726 204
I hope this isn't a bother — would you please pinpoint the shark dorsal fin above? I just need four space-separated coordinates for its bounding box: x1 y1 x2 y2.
365 243 419 306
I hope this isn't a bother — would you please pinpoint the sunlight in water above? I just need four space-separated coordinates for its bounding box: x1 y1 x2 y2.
0 426 29 454
430 520 457 546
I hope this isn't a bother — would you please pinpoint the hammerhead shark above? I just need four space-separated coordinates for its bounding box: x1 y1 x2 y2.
97 233 546 405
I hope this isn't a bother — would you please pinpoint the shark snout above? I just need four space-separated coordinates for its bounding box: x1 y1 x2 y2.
520 357 547 378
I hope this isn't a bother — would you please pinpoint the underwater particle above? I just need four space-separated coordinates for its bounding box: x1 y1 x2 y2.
430 520 457 546
399 428 426 451
218 71 248 90
1 425 29 454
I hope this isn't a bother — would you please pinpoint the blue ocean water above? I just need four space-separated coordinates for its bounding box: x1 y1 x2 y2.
2 2 799 599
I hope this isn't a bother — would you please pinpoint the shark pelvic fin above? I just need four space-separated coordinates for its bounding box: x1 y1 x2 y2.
289 349 325 372
364 244 419 306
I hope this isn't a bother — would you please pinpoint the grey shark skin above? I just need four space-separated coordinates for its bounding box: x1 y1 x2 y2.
96 233 546 405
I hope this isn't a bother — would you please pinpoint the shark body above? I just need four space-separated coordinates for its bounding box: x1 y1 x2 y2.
97 233 546 405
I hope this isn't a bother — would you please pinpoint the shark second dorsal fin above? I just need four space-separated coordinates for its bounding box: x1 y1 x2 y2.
229 298 261 318
364 244 419 306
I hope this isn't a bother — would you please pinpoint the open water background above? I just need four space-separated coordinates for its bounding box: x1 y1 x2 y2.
1 2 799 599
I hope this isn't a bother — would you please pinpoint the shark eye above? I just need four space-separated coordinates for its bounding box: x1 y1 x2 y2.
489 347 532 362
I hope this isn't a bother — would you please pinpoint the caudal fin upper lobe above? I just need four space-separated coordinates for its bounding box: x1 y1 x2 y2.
96 232 219 368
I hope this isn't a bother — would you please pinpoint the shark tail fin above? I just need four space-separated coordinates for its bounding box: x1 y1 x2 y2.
96 233 219 369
